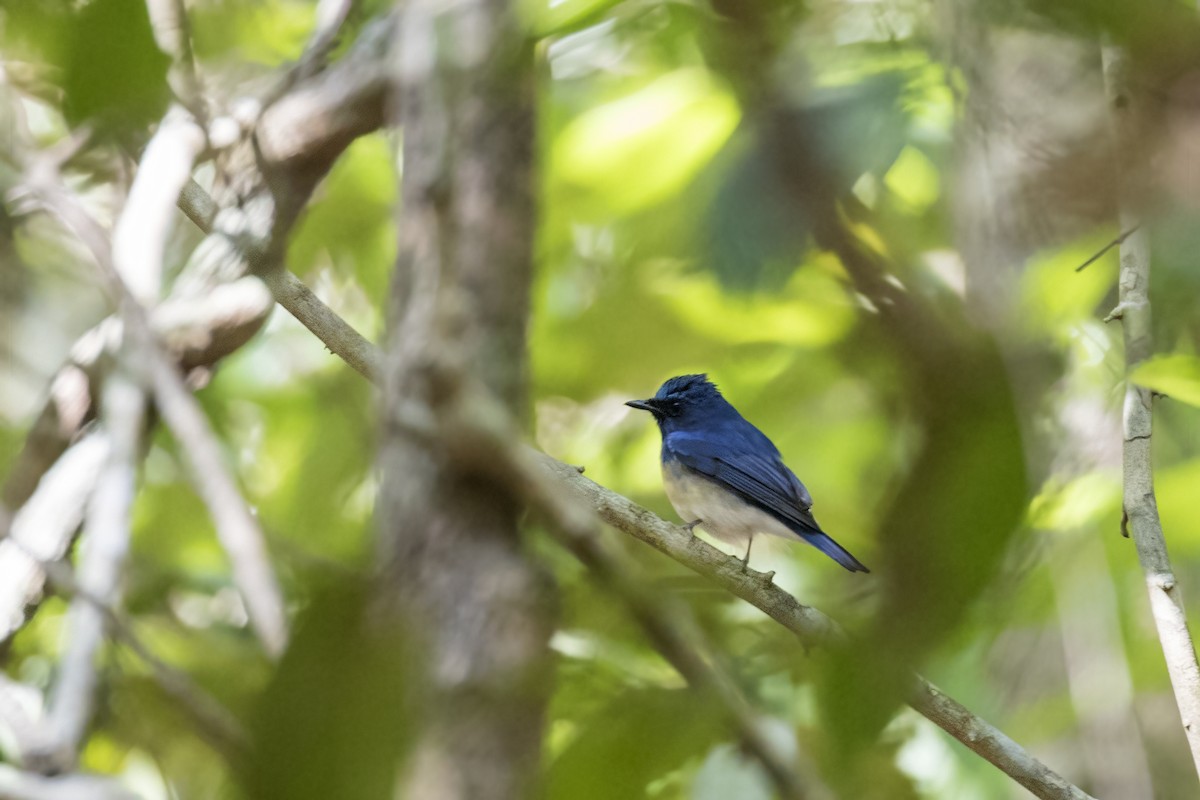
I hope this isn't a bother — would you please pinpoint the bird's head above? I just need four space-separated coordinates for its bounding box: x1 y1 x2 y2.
626 374 729 431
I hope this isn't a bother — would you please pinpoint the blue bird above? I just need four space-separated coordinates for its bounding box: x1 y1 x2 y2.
626 374 869 573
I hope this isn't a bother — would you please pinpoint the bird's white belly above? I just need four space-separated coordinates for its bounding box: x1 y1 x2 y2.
662 462 795 546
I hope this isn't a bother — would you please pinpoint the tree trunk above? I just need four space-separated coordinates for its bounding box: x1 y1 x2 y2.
377 2 554 798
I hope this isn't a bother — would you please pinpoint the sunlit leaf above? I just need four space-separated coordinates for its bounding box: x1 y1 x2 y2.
519 0 624 36
651 265 855 346
1130 354 1200 407
552 69 740 216
1020 235 1118 337
884 146 939 212
1028 471 1121 532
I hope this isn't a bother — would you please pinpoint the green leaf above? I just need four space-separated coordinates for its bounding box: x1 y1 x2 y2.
1130 354 1200 407
546 688 726 800
62 0 170 133
551 69 740 217
245 581 419 800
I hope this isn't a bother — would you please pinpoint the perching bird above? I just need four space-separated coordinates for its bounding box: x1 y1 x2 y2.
626 374 869 573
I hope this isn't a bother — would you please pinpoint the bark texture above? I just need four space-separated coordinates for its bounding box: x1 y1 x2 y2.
378 2 553 798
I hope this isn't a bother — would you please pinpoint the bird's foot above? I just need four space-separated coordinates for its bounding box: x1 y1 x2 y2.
682 519 702 535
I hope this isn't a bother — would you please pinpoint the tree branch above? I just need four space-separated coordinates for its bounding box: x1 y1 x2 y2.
176 180 381 380
0 434 110 646
1102 43 1200 780
35 374 143 773
0 765 141 800
228 196 1093 798
2 4 395 651
27 171 289 659
427 375 829 800
1 9 391 539
37 559 250 768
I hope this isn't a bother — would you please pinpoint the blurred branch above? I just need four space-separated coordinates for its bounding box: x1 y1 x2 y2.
34 374 143 773
380 2 553 796
0 766 141 800
1 9 390 547
0 7 395 652
1102 44 1200 781
176 181 380 380
38 560 250 768
145 0 207 124
0 434 110 647
245 226 1093 800
260 0 357 110
111 115 206 304
27 169 289 659
29 110 201 770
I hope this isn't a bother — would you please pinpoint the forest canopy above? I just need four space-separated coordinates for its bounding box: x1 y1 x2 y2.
3 0 1200 799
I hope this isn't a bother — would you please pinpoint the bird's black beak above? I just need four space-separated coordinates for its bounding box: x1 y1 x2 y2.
625 399 659 413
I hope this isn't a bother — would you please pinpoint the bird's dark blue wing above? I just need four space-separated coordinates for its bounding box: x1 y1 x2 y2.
664 429 868 572
663 430 819 533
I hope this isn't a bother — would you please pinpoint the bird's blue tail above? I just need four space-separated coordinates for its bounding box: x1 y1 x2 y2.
802 532 870 573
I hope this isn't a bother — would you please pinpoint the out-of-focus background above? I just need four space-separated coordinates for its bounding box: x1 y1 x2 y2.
4 0 1200 798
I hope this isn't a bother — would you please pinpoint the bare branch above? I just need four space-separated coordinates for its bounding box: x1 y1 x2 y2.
2 13 392 539
146 0 207 122
28 176 289 659
34 374 143 773
429 376 830 800
0 434 110 646
539 458 1096 800
111 116 206 304
1102 44 1200 780
262 269 380 380
176 180 379 379
0 765 141 800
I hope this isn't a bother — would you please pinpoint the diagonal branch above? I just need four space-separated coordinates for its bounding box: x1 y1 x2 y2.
427 376 830 800
196 170 1092 799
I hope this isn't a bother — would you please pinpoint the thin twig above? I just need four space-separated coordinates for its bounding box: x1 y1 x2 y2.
1102 44 1200 780
176 181 380 380
1074 225 1140 272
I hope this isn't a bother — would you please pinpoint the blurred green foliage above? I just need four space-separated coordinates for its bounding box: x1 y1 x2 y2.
4 0 1200 798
